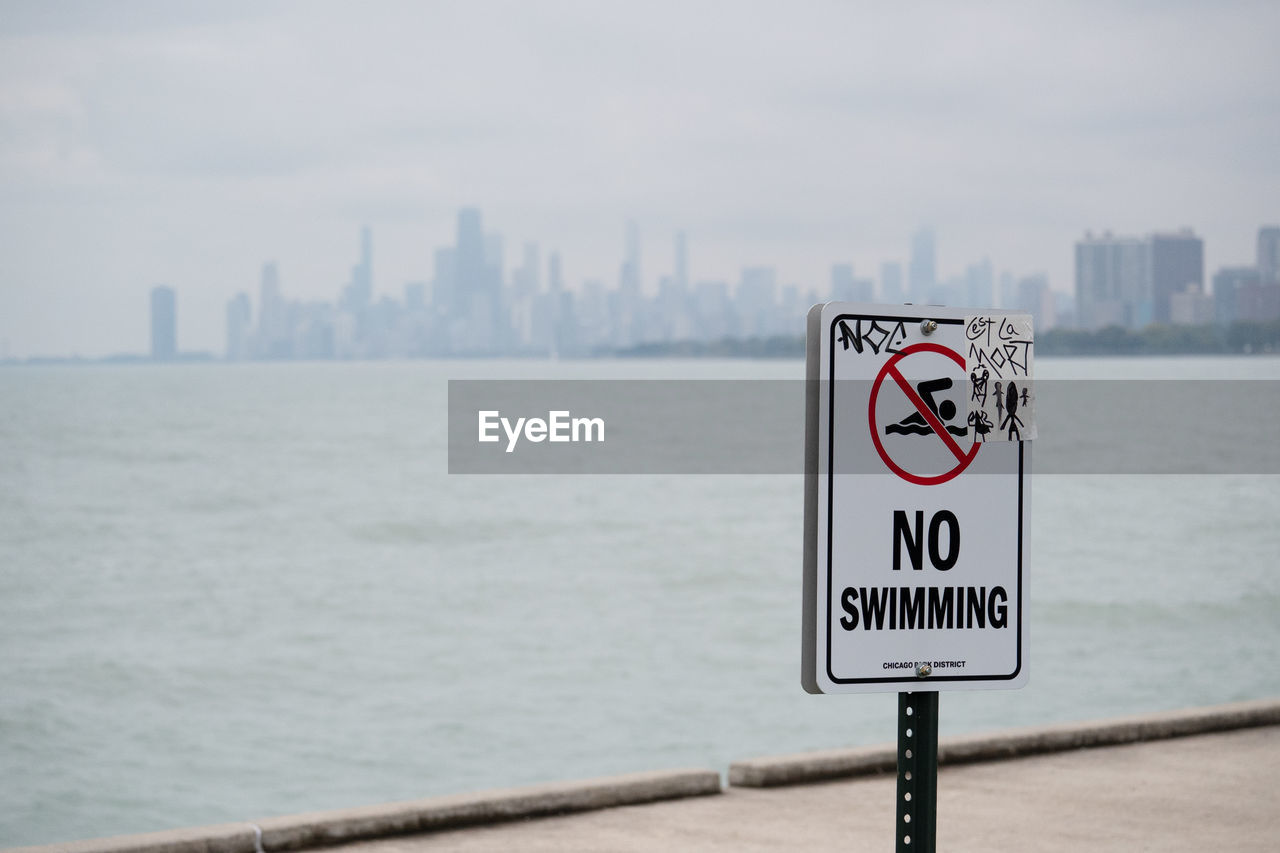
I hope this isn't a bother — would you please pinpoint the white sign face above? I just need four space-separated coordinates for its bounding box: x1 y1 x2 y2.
802 303 1031 694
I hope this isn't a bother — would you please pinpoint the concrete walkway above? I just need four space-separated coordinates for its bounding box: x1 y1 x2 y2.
12 701 1278 853
337 725 1278 853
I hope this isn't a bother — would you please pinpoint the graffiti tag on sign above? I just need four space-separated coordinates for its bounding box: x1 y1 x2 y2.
837 318 908 356
964 314 1036 442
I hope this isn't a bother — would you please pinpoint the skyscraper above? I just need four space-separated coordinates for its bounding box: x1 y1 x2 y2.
830 264 873 302
908 228 936 303
225 292 251 360
548 250 563 295
454 208 485 315
1169 284 1214 325
1258 226 1280 284
341 226 373 313
449 207 506 352
1014 273 1055 331
880 261 904 303
830 264 856 301
964 258 994 307
432 247 457 317
517 243 541 297
1148 229 1203 324
361 225 372 287
1074 232 1149 329
622 220 641 297
150 285 176 361
547 250 574 354
614 221 643 345
508 243 540 346
1213 266 1277 324
657 231 691 341
257 261 290 358
737 266 777 336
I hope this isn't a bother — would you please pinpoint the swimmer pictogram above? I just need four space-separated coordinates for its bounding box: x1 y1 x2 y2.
867 343 980 485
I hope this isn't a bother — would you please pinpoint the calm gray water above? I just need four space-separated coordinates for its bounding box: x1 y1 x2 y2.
2 357 1278 846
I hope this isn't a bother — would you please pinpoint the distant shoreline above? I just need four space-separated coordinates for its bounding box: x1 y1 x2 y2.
5 319 1280 365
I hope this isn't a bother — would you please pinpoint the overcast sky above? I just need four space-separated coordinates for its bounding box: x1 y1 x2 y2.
1 1 1277 357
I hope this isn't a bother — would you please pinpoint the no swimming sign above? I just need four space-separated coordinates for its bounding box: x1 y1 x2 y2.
802 303 1032 694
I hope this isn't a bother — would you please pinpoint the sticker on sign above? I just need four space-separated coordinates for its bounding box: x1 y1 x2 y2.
802 303 1032 694
964 313 1036 442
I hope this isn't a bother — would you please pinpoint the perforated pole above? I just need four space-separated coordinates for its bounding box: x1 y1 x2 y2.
896 690 939 852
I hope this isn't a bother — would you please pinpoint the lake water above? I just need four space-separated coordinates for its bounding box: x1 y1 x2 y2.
1 356 1278 846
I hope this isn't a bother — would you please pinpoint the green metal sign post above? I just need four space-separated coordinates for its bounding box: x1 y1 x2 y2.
896 691 939 852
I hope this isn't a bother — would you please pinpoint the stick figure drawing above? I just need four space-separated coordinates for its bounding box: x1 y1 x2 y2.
1001 381 1024 440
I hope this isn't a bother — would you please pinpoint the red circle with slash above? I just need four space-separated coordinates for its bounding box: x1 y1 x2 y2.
868 343 980 485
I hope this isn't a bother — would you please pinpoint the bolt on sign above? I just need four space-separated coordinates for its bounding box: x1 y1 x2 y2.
802 303 1033 694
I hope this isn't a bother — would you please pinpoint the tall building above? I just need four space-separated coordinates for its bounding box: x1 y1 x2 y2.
257 261 291 359
674 230 688 291
431 247 457 317
656 231 691 341
225 292 251 360
455 208 488 323
1074 232 1150 330
614 221 643 344
576 279 609 349
508 243 540 346
404 282 426 312
547 250 563 295
1258 226 1280 284
830 264 856 301
456 208 485 294
880 261 904 303
999 270 1016 309
361 225 372 287
737 266 778 337
908 228 936 302
544 250 568 353
448 208 507 352
622 220 641 297
150 285 176 360
341 226 373 313
1148 229 1203 324
1169 284 1214 325
964 258 994 307
1014 274 1055 331
1213 266 1277 324
692 280 732 340
455 208 483 315
1075 228 1204 328
830 264 874 302
515 243 541 298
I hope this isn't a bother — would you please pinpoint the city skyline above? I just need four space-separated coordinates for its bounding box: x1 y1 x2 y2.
127 213 1057 361
2 3 1278 357
208 212 1071 361
119 210 1274 363
9 209 1275 361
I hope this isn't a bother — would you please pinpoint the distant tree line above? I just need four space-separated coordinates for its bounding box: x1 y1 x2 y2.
1038 319 1280 356
610 319 1280 359
610 335 807 358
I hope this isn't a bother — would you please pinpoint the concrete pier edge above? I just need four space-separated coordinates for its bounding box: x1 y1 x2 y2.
727 696 1280 787
10 698 1277 853
7 769 721 853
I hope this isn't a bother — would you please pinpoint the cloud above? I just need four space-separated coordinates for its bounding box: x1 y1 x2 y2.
0 0 267 37
1 1 1278 356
